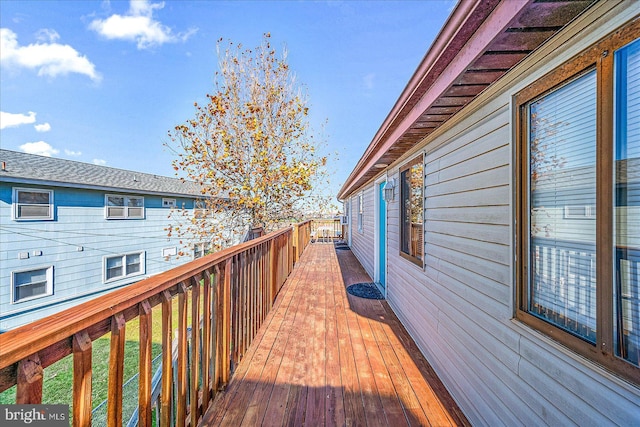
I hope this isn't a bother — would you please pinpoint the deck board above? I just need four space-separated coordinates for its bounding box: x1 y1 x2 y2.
200 243 470 427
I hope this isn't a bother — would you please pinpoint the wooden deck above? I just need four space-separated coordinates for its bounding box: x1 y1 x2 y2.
200 242 469 426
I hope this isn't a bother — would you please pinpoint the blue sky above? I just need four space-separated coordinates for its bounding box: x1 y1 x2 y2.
1 0 454 197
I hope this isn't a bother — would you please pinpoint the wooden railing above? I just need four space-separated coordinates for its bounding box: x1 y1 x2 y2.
310 218 342 243
293 220 312 262
0 225 304 427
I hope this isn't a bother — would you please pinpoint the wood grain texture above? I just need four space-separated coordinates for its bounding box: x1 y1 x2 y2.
72 331 92 427
107 314 126 427
199 243 469 426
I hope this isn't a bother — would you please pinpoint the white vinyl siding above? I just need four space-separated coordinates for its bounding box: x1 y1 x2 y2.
12 266 53 303
13 188 53 220
351 185 375 277
105 194 144 219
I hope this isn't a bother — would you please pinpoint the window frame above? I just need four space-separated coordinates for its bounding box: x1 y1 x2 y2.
193 241 212 259
515 20 640 383
103 252 145 283
162 198 176 208
398 155 424 267
11 266 54 303
12 187 54 221
105 194 145 219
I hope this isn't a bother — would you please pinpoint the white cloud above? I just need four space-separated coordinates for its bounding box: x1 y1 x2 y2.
35 28 60 43
35 122 51 132
0 28 101 81
363 73 375 90
93 158 107 166
89 0 197 49
20 141 59 157
65 149 82 156
0 110 36 129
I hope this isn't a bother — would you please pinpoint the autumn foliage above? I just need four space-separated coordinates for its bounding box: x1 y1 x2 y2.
167 34 330 252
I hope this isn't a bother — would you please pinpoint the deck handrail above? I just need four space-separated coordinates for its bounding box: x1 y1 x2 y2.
0 222 312 426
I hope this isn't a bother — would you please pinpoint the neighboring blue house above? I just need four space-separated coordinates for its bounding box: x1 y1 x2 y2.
0 149 209 331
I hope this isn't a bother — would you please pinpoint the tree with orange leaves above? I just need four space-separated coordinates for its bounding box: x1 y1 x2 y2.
167 34 331 252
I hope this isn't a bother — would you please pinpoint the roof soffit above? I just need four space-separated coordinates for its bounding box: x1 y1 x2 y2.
338 0 595 200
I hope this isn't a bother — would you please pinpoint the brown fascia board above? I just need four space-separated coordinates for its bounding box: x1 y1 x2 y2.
337 0 531 200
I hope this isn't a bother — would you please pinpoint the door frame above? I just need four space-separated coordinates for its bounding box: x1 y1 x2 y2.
374 176 387 296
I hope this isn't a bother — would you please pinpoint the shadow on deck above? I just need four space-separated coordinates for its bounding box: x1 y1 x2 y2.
200 242 469 426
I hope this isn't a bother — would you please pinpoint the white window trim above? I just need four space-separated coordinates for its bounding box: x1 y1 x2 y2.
11 265 54 304
162 198 176 208
193 241 212 259
103 252 145 283
12 187 54 221
105 194 145 219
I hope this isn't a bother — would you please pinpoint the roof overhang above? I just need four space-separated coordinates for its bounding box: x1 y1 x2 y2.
338 0 595 200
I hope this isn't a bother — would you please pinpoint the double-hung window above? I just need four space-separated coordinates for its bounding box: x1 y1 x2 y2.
516 21 639 383
399 156 424 266
105 195 144 219
12 266 54 303
104 252 145 282
193 241 212 259
13 188 54 220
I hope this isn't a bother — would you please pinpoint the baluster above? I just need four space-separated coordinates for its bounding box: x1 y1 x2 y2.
202 269 212 410
177 283 188 427
139 300 153 427
190 275 201 424
107 313 126 427
160 291 173 427
223 258 232 384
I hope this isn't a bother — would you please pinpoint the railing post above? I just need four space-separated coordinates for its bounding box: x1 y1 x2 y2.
16 353 43 404
293 223 299 263
107 313 126 427
73 331 92 427
138 300 153 427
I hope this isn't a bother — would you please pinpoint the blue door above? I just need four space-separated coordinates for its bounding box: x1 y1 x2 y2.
379 182 386 289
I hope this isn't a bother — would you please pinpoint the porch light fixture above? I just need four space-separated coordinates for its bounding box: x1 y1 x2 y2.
383 178 396 202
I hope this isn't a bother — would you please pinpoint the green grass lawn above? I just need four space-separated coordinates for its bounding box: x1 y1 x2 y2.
0 288 201 424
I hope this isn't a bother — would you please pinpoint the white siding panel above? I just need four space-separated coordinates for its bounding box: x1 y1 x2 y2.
350 184 375 278
426 185 509 209
519 336 640 426
425 205 509 225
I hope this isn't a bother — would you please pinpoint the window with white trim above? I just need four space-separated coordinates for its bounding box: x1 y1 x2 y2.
12 266 54 303
105 195 144 219
13 188 54 220
515 23 639 383
162 198 176 208
104 252 145 282
193 241 212 259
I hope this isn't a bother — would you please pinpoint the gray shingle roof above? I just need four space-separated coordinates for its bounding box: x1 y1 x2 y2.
0 149 204 197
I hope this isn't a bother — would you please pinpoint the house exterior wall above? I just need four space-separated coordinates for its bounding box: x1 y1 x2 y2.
0 182 196 331
349 2 640 425
349 184 375 278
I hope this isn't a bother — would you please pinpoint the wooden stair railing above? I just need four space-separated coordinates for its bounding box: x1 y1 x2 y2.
0 224 309 427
